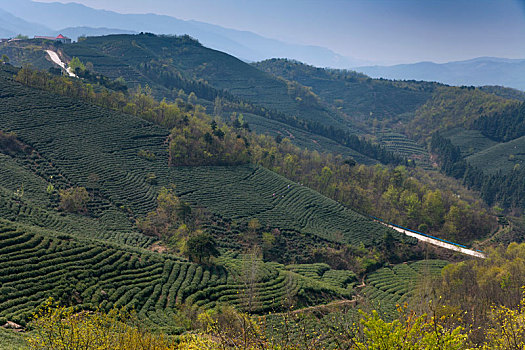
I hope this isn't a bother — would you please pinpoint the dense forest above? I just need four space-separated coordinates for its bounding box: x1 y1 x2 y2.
473 101 525 142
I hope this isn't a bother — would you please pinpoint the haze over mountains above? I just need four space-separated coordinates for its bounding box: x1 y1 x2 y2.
1 0 524 91
0 8 51 38
356 57 525 91
0 0 365 68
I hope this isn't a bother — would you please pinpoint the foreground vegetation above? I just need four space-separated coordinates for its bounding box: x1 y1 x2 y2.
7 243 525 350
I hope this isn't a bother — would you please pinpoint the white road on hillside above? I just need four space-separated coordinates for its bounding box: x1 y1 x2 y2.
45 50 76 77
382 223 486 258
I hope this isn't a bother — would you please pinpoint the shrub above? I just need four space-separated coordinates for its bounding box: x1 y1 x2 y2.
185 232 219 264
59 187 90 213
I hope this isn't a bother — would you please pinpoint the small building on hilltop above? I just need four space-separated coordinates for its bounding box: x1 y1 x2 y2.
34 34 72 44
55 34 71 44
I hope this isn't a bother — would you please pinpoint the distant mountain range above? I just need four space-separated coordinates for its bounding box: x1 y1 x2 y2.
0 7 51 37
0 0 365 68
355 57 525 91
1 1 523 90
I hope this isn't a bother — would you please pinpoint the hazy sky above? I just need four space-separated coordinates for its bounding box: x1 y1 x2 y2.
34 0 525 64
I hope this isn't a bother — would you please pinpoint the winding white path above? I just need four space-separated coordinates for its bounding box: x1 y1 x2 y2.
382 222 486 258
45 50 76 77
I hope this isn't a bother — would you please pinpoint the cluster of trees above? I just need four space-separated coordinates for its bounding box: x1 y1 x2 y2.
169 109 250 166
28 299 212 349
408 86 513 142
473 101 525 142
431 132 525 210
425 242 525 347
136 187 219 263
58 187 90 214
248 135 493 243
0 130 24 155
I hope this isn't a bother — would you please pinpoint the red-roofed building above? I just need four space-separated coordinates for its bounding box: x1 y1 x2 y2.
55 34 71 44
34 34 71 44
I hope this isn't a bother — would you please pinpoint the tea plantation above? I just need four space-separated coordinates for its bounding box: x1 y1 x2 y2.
0 65 422 333
242 112 376 165
362 260 448 319
0 69 404 249
466 135 525 175
0 220 358 328
64 34 348 130
377 131 431 168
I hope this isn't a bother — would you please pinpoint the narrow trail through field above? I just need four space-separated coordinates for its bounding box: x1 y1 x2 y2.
381 222 486 258
45 50 76 77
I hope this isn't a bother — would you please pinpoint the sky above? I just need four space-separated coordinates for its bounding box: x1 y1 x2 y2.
34 0 525 64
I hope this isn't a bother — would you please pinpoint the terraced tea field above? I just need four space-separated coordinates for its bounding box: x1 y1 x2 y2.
242 112 376 165
0 152 152 247
169 165 402 246
65 35 348 130
377 131 431 168
363 260 448 319
0 70 403 249
0 71 171 217
0 221 354 330
441 128 498 157
466 135 525 175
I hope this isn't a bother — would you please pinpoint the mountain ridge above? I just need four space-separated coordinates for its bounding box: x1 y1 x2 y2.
355 57 525 91
0 0 364 67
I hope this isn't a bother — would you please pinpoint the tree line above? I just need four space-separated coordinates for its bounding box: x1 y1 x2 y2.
473 101 525 142
431 132 525 210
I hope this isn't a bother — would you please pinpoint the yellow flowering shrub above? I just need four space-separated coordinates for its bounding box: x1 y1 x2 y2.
27 299 216 350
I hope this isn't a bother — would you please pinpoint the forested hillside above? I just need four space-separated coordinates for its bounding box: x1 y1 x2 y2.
10 63 496 245
255 58 525 214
